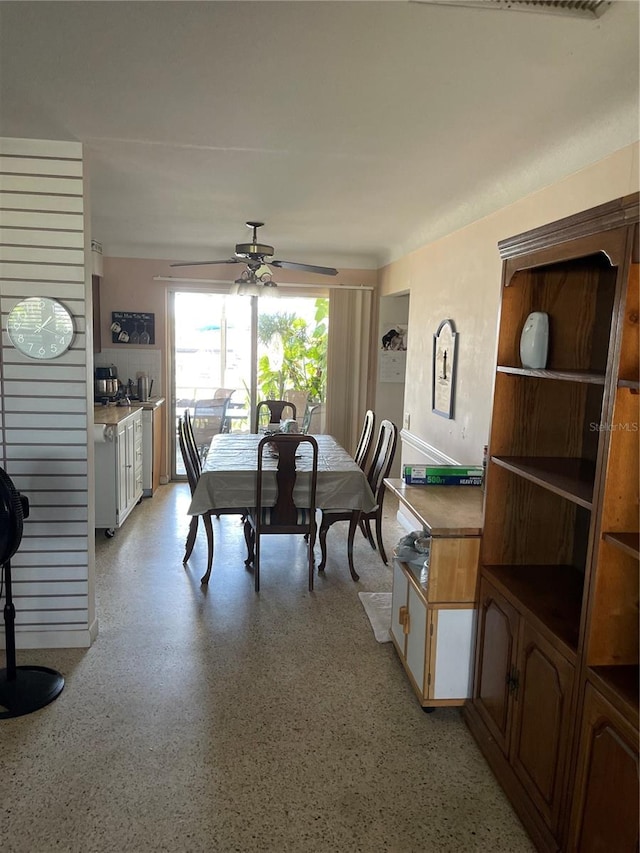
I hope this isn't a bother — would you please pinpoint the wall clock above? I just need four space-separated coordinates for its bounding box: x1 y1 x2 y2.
6 297 75 360
432 318 458 419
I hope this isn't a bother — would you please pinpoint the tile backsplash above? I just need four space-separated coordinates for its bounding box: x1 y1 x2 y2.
94 348 162 396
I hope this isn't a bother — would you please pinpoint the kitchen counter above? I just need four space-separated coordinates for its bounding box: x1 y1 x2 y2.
94 404 143 426
94 398 165 424
133 397 165 410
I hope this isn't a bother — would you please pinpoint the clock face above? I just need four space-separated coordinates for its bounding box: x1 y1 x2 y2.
7 297 75 360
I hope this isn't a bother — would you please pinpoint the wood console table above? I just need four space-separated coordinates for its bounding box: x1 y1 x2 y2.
384 478 484 709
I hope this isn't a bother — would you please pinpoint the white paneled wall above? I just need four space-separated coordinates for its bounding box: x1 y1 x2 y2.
0 137 95 649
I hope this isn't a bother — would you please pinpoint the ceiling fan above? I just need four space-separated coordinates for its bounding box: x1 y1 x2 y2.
170 221 338 293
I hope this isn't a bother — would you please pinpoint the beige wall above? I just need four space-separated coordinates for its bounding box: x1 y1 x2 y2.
378 143 639 468
97 259 378 476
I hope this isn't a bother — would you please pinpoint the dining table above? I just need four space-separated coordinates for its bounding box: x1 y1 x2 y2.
187 433 376 583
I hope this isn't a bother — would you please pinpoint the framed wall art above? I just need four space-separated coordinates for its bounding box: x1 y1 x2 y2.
432 318 458 419
111 311 155 345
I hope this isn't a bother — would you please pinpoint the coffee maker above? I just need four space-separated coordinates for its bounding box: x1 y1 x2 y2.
94 365 119 402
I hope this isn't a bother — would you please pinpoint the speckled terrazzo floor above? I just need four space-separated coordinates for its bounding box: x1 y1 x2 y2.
2 483 535 853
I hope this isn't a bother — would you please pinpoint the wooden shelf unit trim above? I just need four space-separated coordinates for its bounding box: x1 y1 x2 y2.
483 564 582 661
491 455 595 510
384 478 483 537
498 194 637 263
587 665 639 726
603 532 640 560
618 379 640 390
496 365 606 385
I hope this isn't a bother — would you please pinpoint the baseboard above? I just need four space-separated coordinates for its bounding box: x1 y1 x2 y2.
400 429 458 466
1 623 96 650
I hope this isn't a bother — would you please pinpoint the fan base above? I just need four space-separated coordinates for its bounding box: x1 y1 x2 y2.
0 665 64 719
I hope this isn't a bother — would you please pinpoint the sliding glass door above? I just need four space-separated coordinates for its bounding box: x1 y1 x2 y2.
171 290 328 477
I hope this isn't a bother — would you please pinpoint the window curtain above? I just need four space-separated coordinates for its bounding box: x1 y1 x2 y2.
325 288 374 454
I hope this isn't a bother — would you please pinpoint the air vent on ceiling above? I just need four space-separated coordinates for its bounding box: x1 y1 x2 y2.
412 1 612 18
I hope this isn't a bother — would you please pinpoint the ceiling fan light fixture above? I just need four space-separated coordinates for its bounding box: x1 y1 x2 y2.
230 279 261 297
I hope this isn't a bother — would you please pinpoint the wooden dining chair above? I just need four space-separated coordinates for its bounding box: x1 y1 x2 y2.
244 433 319 592
317 419 398 580
178 415 215 584
354 409 376 470
256 399 297 432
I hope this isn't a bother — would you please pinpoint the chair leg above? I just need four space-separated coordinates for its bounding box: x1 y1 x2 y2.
183 516 199 563
318 517 330 572
346 512 360 582
361 516 376 550
254 531 261 592
308 527 315 591
375 510 388 565
200 514 214 584
244 519 254 566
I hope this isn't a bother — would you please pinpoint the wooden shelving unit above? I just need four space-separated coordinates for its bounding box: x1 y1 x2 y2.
463 194 639 853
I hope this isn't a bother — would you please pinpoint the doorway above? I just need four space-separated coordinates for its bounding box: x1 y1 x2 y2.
171 290 329 478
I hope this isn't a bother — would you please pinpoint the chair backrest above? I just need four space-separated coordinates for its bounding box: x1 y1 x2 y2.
256 433 318 526
214 387 235 401
283 389 309 428
354 409 376 470
366 419 398 503
183 410 201 475
256 400 297 429
178 417 200 497
193 398 229 450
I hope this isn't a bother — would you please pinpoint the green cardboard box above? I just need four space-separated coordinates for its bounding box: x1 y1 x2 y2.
403 464 483 486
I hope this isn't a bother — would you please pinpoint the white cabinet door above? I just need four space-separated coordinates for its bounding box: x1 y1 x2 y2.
406 584 427 696
391 559 408 652
432 609 475 699
116 425 127 522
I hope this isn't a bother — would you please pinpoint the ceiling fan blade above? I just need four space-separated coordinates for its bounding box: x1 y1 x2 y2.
170 258 240 268
271 259 338 276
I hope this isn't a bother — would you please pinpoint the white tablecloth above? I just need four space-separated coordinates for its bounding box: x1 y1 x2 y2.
188 434 376 515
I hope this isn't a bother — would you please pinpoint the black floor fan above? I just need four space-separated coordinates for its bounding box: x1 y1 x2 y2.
0 466 64 718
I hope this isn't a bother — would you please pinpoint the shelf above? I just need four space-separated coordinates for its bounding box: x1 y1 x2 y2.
483 564 583 659
491 456 595 510
618 378 640 391
603 532 640 560
497 365 606 385
588 665 639 724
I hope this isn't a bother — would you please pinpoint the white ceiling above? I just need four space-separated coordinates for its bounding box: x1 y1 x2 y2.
0 1 638 270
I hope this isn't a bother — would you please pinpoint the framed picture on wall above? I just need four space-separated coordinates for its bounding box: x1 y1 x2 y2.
432 318 458 419
111 311 155 345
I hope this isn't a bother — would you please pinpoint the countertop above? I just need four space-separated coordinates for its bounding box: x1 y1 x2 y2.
94 404 143 426
94 397 165 425
384 478 484 537
133 397 165 410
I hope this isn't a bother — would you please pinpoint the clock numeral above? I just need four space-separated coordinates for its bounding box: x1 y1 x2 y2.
38 347 46 356
50 345 58 353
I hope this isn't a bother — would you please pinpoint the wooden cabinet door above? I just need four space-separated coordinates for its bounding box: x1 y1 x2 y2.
474 579 519 755
568 683 639 853
510 620 574 834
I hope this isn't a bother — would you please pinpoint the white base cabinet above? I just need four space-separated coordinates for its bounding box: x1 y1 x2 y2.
391 559 476 706
385 479 483 709
95 408 143 534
